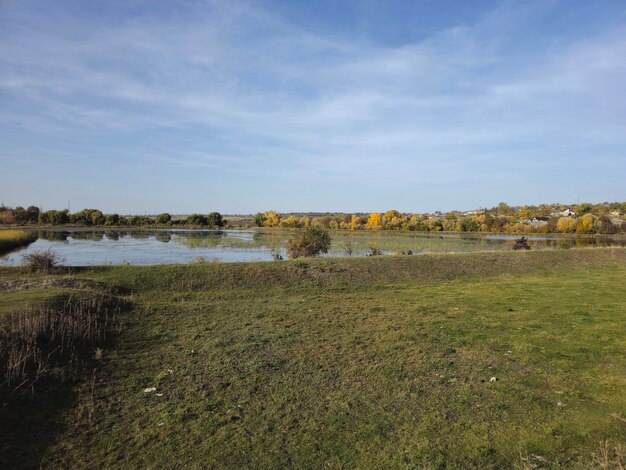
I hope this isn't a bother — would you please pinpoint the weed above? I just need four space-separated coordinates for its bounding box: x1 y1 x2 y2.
22 250 62 274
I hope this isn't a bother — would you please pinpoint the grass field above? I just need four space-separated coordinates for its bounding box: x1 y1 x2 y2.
1 249 625 468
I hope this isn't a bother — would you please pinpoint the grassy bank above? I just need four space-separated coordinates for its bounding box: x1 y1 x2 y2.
1 249 625 468
0 230 37 255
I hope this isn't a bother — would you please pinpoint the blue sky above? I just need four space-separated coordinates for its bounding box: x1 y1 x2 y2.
1 0 625 214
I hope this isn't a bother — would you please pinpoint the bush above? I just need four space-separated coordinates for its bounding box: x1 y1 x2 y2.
513 237 531 250
39 209 70 225
254 212 265 227
286 228 331 259
367 247 383 256
206 212 224 227
155 213 172 225
186 214 208 226
22 250 62 274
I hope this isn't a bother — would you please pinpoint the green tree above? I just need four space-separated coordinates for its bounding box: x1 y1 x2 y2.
155 213 172 225
39 209 69 225
186 213 208 226
206 212 224 227
13 206 29 224
26 206 40 223
71 208 103 225
105 213 120 225
91 210 105 225
253 212 265 227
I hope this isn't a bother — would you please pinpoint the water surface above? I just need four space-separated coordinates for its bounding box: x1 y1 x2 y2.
1 229 623 266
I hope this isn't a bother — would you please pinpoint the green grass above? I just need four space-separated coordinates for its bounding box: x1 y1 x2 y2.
1 249 625 468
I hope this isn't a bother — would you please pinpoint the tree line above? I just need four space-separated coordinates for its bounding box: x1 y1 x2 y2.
1 201 624 234
254 202 626 235
0 206 226 228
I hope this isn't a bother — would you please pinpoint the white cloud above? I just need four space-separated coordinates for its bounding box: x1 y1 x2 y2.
0 0 625 211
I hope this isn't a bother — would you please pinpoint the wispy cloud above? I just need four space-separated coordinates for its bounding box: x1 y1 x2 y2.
1 0 625 212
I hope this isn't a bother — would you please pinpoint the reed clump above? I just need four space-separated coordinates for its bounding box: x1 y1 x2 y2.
0 295 124 397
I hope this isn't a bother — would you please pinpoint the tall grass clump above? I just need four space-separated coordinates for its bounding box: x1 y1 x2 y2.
0 296 124 397
0 230 37 255
23 250 62 274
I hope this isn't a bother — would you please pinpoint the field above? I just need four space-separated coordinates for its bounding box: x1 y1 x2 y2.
1 249 625 468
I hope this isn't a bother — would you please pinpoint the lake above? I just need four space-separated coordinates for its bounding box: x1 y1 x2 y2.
1 229 624 266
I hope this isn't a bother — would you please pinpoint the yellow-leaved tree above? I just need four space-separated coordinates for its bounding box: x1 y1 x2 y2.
556 217 575 233
263 210 281 227
366 213 381 230
383 210 404 230
280 215 300 228
575 214 596 234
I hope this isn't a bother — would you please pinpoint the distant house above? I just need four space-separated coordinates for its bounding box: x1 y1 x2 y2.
521 217 549 227
551 209 575 217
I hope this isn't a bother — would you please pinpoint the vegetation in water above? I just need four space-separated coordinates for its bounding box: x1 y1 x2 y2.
286 227 331 258
0 230 37 254
513 236 531 250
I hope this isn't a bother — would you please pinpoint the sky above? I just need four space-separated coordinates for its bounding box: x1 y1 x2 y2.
1 0 625 214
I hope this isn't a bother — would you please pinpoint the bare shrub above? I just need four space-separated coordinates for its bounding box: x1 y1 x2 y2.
367 246 383 256
513 237 531 250
22 250 62 273
344 241 353 256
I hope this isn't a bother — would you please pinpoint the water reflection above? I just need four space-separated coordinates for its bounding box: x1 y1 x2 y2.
1 229 624 266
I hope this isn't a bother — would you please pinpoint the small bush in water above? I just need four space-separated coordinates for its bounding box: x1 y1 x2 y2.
287 228 331 259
